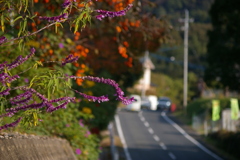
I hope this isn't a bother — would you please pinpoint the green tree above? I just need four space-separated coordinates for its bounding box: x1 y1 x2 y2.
205 0 240 91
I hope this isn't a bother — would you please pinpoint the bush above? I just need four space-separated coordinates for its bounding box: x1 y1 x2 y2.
208 130 240 159
186 98 235 119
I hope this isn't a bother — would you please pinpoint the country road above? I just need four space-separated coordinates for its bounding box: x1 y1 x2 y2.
115 109 224 160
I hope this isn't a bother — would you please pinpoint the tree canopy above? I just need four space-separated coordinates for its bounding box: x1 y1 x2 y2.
205 0 240 91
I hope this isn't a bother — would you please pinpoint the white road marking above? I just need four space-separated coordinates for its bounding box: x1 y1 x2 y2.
161 112 223 160
168 152 176 159
148 128 154 134
115 115 132 160
144 121 149 127
140 117 145 122
159 142 167 150
153 135 160 141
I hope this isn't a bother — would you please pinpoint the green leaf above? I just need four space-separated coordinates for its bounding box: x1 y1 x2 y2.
33 112 38 126
1 14 5 32
24 0 28 12
14 16 23 23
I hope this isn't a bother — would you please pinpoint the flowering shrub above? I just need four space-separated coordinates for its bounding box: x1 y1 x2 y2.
0 0 135 159
0 0 134 130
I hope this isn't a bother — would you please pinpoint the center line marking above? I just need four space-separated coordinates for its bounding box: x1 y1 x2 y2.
159 142 167 150
148 128 154 134
140 117 145 122
168 152 176 160
144 121 149 127
153 135 160 141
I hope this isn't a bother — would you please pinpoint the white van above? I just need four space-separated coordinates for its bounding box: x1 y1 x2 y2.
147 95 158 111
126 95 141 112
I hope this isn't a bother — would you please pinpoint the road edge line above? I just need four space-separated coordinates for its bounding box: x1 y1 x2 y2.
161 112 223 160
115 114 132 160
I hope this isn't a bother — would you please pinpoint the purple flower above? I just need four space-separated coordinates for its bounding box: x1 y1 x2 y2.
82 76 134 105
75 148 81 155
10 95 32 106
46 97 75 112
66 124 70 127
6 74 20 84
85 130 91 137
0 61 7 70
0 88 10 96
7 48 35 70
49 97 74 103
10 91 32 102
39 13 68 22
24 78 29 83
0 36 7 45
62 54 79 66
0 111 16 118
95 4 133 20
73 89 109 103
0 117 22 131
0 72 10 84
62 0 71 8
67 76 134 105
27 88 48 102
6 102 45 112
79 119 84 127
59 43 64 48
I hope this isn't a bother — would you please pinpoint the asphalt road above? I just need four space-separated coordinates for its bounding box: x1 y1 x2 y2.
116 109 224 160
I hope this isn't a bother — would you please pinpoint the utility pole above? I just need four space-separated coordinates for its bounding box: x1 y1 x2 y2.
179 10 194 110
141 50 149 98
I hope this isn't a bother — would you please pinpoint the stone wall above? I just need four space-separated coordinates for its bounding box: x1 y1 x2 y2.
0 132 77 160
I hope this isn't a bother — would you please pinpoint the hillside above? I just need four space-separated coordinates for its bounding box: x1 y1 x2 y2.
141 0 214 79
137 0 215 105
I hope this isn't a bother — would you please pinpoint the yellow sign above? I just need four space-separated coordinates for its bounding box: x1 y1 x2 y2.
212 100 220 121
230 98 239 120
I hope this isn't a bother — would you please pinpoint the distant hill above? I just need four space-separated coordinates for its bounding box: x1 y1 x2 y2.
141 0 214 79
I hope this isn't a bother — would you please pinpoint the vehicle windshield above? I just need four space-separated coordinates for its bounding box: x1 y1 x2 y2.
159 99 170 102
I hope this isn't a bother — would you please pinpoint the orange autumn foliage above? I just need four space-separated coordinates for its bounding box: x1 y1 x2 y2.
73 45 89 57
116 26 121 33
118 45 128 58
123 41 129 47
49 49 53 55
125 57 133 67
76 78 83 86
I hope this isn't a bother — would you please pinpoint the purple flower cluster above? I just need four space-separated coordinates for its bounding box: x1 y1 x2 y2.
46 97 75 112
95 4 133 21
39 13 68 22
0 61 7 70
6 102 45 112
62 54 79 66
0 86 75 126
62 0 73 8
76 148 82 155
68 76 135 105
0 73 20 85
79 119 84 127
0 117 22 131
0 48 35 86
0 88 11 96
0 48 35 71
74 89 109 103
0 36 7 45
